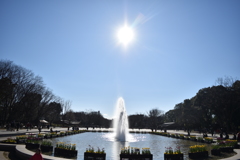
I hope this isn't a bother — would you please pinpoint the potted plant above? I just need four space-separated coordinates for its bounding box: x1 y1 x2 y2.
190 136 197 141
120 146 153 160
204 137 213 143
179 134 185 139
1 138 17 144
44 133 51 139
197 137 204 142
16 135 27 144
41 140 53 152
211 145 221 156
170 134 176 138
25 137 40 150
54 142 77 158
226 139 238 149
84 145 106 160
59 131 66 136
37 133 44 140
50 132 57 138
218 139 235 152
164 146 183 160
188 145 208 159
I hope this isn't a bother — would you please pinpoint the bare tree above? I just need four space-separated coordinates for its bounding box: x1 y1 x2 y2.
0 60 63 126
0 60 46 123
58 99 72 120
215 76 237 88
147 108 164 132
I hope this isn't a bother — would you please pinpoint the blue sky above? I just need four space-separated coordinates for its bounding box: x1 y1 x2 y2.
1 1 240 119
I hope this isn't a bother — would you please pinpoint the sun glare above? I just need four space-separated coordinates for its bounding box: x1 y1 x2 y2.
117 25 135 46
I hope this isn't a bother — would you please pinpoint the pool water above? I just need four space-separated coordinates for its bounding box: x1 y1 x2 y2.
51 132 212 160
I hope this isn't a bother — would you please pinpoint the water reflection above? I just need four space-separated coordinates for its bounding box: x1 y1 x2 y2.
51 132 211 160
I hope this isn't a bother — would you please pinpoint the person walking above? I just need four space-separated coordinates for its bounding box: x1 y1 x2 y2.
29 148 44 160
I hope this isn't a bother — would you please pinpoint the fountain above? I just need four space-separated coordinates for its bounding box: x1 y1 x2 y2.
113 97 129 141
50 97 213 160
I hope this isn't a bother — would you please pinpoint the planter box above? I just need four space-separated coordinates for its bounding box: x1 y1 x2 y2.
220 147 233 153
211 149 221 156
41 145 53 152
84 152 106 160
54 148 77 158
25 143 40 150
16 139 26 144
1 141 17 144
120 154 153 160
234 144 239 149
188 151 208 159
164 154 183 160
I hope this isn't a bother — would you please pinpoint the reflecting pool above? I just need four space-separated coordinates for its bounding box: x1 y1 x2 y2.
51 132 211 160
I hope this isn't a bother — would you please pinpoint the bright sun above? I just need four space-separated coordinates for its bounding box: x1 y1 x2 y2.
117 25 135 46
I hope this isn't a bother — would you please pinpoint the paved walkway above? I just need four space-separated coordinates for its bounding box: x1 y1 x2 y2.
0 128 239 160
0 127 70 160
0 151 8 160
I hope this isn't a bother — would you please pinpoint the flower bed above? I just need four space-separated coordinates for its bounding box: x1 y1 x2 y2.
120 148 152 160
164 146 183 160
197 137 204 142
54 148 77 158
170 134 176 138
217 139 237 152
59 131 66 136
1 138 17 144
179 134 185 139
120 154 153 160
25 143 40 150
26 137 41 144
220 147 233 153
84 152 106 160
40 139 53 152
44 133 51 139
50 132 57 138
190 136 197 141
225 139 238 148
189 145 208 159
164 154 183 160
16 135 27 144
41 145 53 152
211 145 221 156
189 151 208 159
37 134 44 139
54 142 77 158
120 146 153 160
85 145 105 160
161 132 169 137
204 137 213 143
211 149 221 156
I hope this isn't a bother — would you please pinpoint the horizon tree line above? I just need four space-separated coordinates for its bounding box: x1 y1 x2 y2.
0 60 71 126
1 60 239 134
